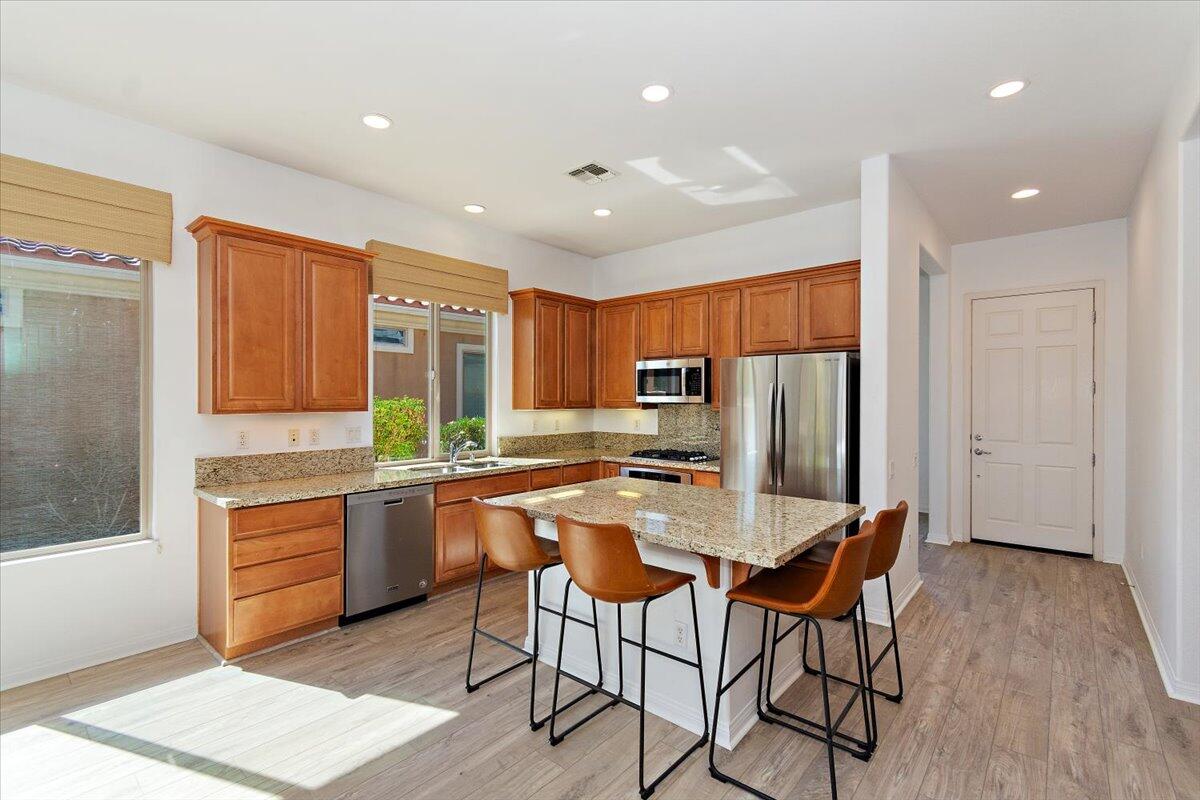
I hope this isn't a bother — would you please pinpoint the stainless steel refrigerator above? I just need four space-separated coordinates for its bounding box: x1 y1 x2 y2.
719 352 858 504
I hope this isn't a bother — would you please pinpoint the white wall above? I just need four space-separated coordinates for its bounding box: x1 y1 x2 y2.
590 199 862 433
859 155 952 623
1124 41 1200 703
0 83 593 689
947 219 1129 563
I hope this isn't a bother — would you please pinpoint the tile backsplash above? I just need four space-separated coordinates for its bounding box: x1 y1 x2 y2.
499 404 721 457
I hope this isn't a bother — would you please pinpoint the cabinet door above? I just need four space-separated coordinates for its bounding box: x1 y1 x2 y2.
640 298 674 358
603 462 621 478
673 292 710 356
435 501 481 584
801 269 860 350
301 251 369 410
534 298 564 408
597 302 640 408
212 235 299 412
563 302 595 408
741 279 800 354
709 289 741 406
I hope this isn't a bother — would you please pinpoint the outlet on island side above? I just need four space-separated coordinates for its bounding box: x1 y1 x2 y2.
673 621 687 647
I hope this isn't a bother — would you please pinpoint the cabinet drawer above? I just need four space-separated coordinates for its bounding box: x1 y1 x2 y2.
435 471 531 505
233 550 342 598
231 575 342 646
530 466 562 489
231 496 342 538
561 462 600 485
232 523 342 567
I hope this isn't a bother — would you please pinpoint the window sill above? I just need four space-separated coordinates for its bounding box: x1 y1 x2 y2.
0 534 154 565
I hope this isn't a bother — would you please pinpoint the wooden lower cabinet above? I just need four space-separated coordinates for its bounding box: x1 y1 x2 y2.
435 501 484 584
562 461 601 484
530 466 563 489
199 496 344 660
692 471 722 488
603 462 622 478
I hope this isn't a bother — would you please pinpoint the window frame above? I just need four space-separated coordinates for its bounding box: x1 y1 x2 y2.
372 301 492 465
0 250 153 562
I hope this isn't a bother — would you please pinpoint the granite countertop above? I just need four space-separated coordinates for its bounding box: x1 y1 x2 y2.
485 477 864 568
195 451 721 509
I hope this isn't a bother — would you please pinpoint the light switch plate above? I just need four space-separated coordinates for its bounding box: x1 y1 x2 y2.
308 428 320 446
346 426 362 444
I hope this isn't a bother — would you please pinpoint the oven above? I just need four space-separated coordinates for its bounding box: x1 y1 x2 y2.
634 358 708 404
618 465 693 484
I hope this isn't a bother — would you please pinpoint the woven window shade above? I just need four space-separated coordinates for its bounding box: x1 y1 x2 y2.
367 239 508 314
0 154 173 263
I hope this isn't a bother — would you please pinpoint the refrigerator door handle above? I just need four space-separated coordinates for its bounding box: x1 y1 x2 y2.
768 381 777 489
777 384 786 487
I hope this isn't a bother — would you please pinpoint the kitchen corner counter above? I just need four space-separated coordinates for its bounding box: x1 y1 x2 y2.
194 451 721 509
485 476 863 568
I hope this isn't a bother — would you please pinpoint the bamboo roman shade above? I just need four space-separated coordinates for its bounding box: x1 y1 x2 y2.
0 154 173 263
367 239 509 314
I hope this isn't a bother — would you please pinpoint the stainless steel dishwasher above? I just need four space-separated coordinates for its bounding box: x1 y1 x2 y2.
344 484 434 621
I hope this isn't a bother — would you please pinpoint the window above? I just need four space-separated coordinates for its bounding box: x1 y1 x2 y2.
372 297 490 463
0 237 150 559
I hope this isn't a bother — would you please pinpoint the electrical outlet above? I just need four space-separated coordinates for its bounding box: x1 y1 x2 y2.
673 621 687 647
345 426 362 444
236 430 249 450
288 428 300 447
554 418 561 431
532 418 539 433
309 428 320 446
634 418 641 431
888 459 895 479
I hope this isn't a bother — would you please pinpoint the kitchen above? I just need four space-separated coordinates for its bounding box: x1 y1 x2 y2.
2 3 1198 800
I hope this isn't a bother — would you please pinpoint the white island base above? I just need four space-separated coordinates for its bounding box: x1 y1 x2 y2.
523 517 807 751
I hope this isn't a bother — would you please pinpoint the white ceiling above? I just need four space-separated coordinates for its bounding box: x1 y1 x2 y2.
1 1 1196 256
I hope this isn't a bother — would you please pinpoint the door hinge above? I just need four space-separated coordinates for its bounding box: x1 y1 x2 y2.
1092 523 1096 537
1092 453 1096 466
1092 309 1097 324
1092 380 1097 396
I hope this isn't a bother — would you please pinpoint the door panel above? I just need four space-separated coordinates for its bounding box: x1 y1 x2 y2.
534 298 564 408
709 289 741 406
435 501 480 584
777 353 849 502
640 298 674 358
673 292 709 356
719 356 776 494
563 302 594 408
970 289 1094 553
302 251 368 410
214 235 299 412
801 270 859 349
741 280 800 353
597 302 640 408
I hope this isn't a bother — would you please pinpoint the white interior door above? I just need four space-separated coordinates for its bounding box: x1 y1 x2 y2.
970 289 1095 553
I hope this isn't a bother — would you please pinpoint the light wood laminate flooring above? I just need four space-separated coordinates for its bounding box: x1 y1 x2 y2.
2 537 1196 799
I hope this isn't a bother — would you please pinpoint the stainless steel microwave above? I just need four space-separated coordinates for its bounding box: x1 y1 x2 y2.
635 358 709 404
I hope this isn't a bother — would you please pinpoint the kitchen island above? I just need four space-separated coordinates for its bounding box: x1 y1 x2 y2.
486 476 864 749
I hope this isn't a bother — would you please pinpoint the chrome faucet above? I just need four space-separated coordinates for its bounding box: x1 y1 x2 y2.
447 436 479 465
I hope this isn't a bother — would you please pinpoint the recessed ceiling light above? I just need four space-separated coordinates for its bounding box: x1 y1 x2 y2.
1011 188 1040 199
593 208 612 217
989 80 1026 99
641 84 671 103
361 113 392 129
463 204 486 214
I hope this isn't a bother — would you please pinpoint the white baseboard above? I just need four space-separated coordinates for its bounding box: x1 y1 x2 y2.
863 573 923 628
1123 564 1200 705
924 532 953 547
0 624 197 691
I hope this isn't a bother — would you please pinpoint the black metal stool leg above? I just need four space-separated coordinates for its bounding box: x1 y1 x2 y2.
465 554 530 693
850 596 877 752
883 572 904 702
811 620 838 800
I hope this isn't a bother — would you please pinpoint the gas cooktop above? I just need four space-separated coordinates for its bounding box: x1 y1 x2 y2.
628 448 716 463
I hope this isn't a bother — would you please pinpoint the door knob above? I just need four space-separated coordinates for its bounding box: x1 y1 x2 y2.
973 434 983 441
973 448 992 456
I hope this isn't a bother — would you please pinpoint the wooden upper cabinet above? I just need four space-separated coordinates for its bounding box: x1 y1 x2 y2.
640 298 674 358
563 302 595 408
302 251 369 411
190 217 372 414
597 301 640 408
741 279 800 354
801 268 860 350
207 234 299 413
709 288 741 406
673 292 710 356
534 298 564 408
510 289 594 409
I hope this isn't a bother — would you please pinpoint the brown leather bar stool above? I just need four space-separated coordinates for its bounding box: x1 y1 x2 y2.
787 500 910 732
708 523 878 800
548 515 709 799
466 500 602 731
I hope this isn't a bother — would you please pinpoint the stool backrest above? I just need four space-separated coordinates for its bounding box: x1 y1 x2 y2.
866 500 909 580
471 499 552 572
555 515 653 603
804 519 878 619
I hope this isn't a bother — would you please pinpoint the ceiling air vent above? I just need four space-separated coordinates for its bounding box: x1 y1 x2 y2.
567 162 619 184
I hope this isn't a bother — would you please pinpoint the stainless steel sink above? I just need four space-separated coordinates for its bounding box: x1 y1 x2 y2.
392 460 516 476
